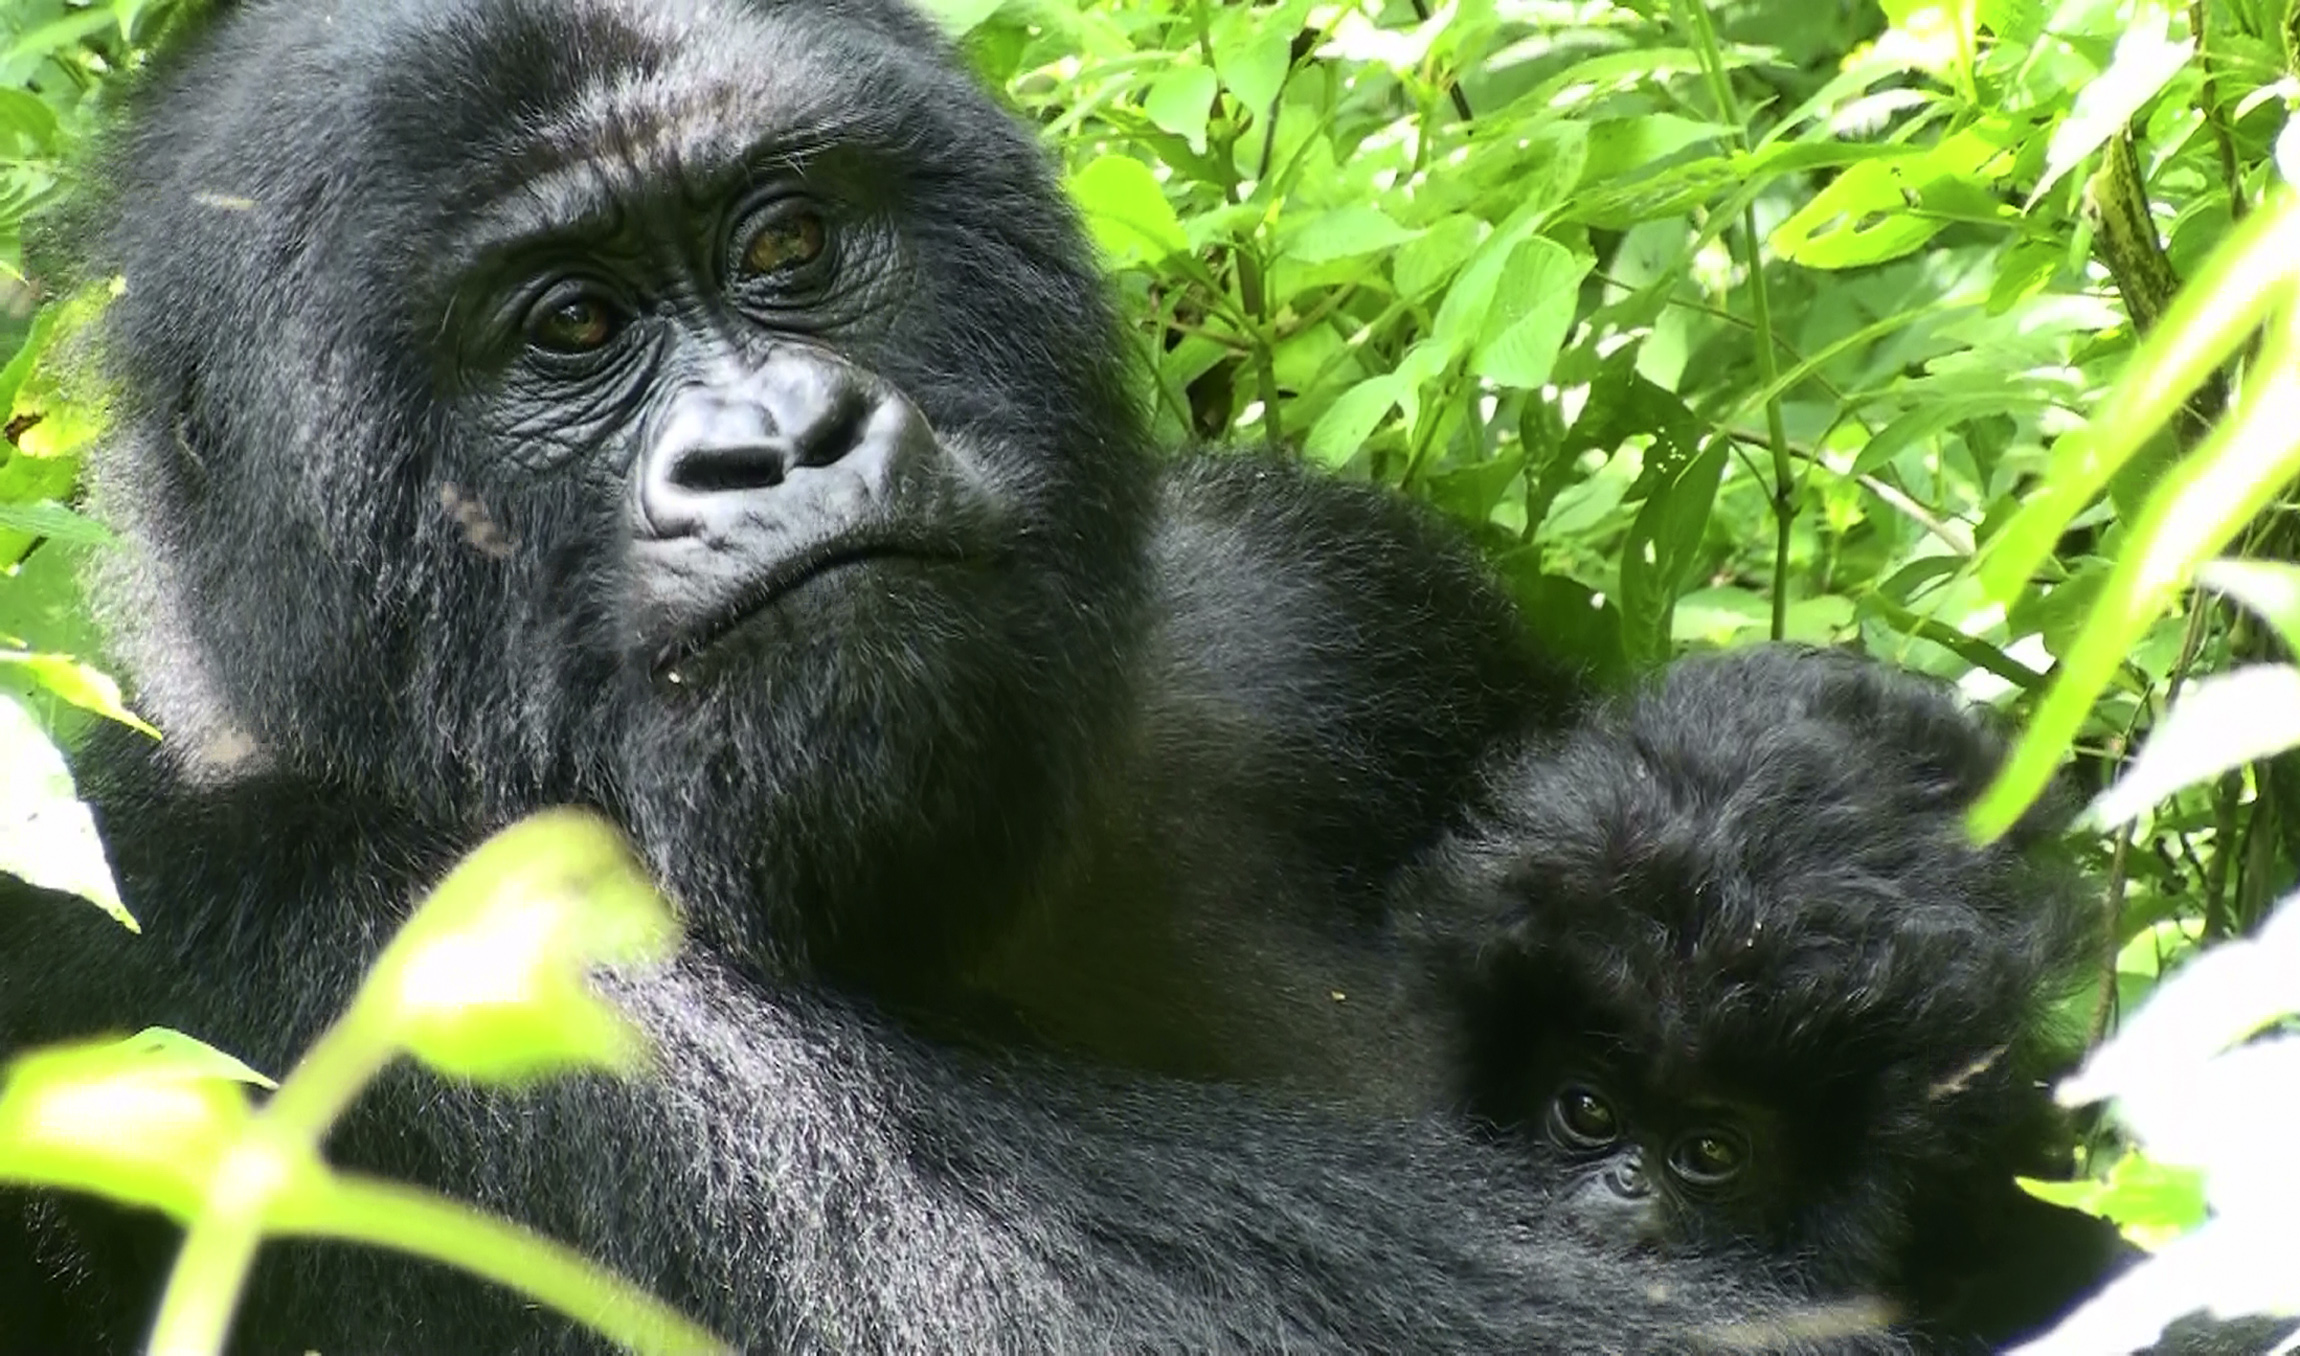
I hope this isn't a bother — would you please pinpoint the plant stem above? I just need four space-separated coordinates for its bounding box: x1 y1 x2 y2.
1670 0 1794 639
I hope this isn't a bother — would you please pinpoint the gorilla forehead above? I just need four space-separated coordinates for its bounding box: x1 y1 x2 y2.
204 0 1024 259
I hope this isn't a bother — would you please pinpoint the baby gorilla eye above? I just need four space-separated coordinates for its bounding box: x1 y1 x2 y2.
526 293 618 355
1548 1086 1621 1150
1667 1131 1747 1188
741 209 827 277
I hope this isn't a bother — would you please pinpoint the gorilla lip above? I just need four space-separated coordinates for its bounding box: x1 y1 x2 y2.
649 535 960 670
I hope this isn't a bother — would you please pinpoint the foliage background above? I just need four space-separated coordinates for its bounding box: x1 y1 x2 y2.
932 0 2300 991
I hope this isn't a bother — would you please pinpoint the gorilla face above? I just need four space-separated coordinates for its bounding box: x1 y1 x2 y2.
87 0 1150 972
1513 1063 1791 1256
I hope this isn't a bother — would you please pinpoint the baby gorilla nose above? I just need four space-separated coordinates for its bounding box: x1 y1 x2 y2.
640 347 882 538
1604 1154 1653 1200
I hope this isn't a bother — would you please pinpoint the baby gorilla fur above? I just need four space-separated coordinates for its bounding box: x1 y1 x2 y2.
1414 643 2119 1347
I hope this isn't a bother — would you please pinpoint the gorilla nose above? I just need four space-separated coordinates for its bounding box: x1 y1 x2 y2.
639 351 874 537
1604 1156 1653 1200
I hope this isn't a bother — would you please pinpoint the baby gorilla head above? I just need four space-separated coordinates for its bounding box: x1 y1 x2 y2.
1414 643 2116 1343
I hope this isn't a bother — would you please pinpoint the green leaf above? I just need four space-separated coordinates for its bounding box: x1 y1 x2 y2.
0 500 110 547
0 1037 265 1219
1302 373 1402 467
2019 1151 2209 1246
113 1028 279 1090
1670 585 1769 647
2086 666 2300 830
1861 595 2047 691
0 690 132 928
0 651 157 735
1498 564 1628 688
2032 7 2194 206
1579 113 1726 183
1769 123 2016 269
909 0 1009 37
0 8 120 69
2196 559 2300 655
0 88 58 153
1208 6 1296 118
1423 450 1524 527
1432 211 1550 366
0 295 63 416
1278 204 1419 266
1979 196 2300 605
1065 157 1187 268
1974 298 2300 840
1143 64 1217 155
1392 212 1483 302
1469 236 1591 389
1619 437 1727 665
366 810 679 1083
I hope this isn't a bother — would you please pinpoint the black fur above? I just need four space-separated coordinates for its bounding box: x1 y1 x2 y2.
1411 644 2120 1346
0 0 1911 1350
56 0 1562 1097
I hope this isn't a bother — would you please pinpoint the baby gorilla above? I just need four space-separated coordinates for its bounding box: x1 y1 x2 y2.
1412 643 2119 1347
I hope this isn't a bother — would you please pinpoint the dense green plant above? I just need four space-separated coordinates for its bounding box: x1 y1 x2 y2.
927 0 2300 973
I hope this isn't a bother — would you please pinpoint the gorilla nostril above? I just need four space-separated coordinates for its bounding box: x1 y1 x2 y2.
671 441 792 494
789 380 870 469
639 436 794 537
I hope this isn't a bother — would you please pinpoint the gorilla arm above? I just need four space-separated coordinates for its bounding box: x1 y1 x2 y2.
0 761 1904 1355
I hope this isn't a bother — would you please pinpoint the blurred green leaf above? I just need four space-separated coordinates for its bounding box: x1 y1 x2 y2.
2196 558 2300 655
2087 666 2300 830
367 809 678 1083
1066 156 1188 268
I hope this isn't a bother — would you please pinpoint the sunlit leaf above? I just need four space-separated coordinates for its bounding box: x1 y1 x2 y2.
1469 237 1591 389
1066 157 1187 268
1278 204 1419 266
2086 666 2300 830
365 809 678 1082
2196 558 2300 655
0 1037 271 1218
1143 64 1217 154
2019 1150 2208 1250
1769 123 2018 269
1973 294 2300 840
2058 899 2300 1110
2030 5 2193 206
0 691 132 928
1978 195 2300 606
0 650 157 735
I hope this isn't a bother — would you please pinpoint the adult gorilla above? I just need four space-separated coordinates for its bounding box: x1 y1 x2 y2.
0 0 1906 1350
47 0 1573 1107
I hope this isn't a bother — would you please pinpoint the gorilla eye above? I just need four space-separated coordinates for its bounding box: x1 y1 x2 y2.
1668 1131 1748 1188
525 292 619 355
1548 1086 1621 1150
740 208 827 278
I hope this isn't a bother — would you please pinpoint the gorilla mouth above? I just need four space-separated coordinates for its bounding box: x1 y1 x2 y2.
653 536 964 671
